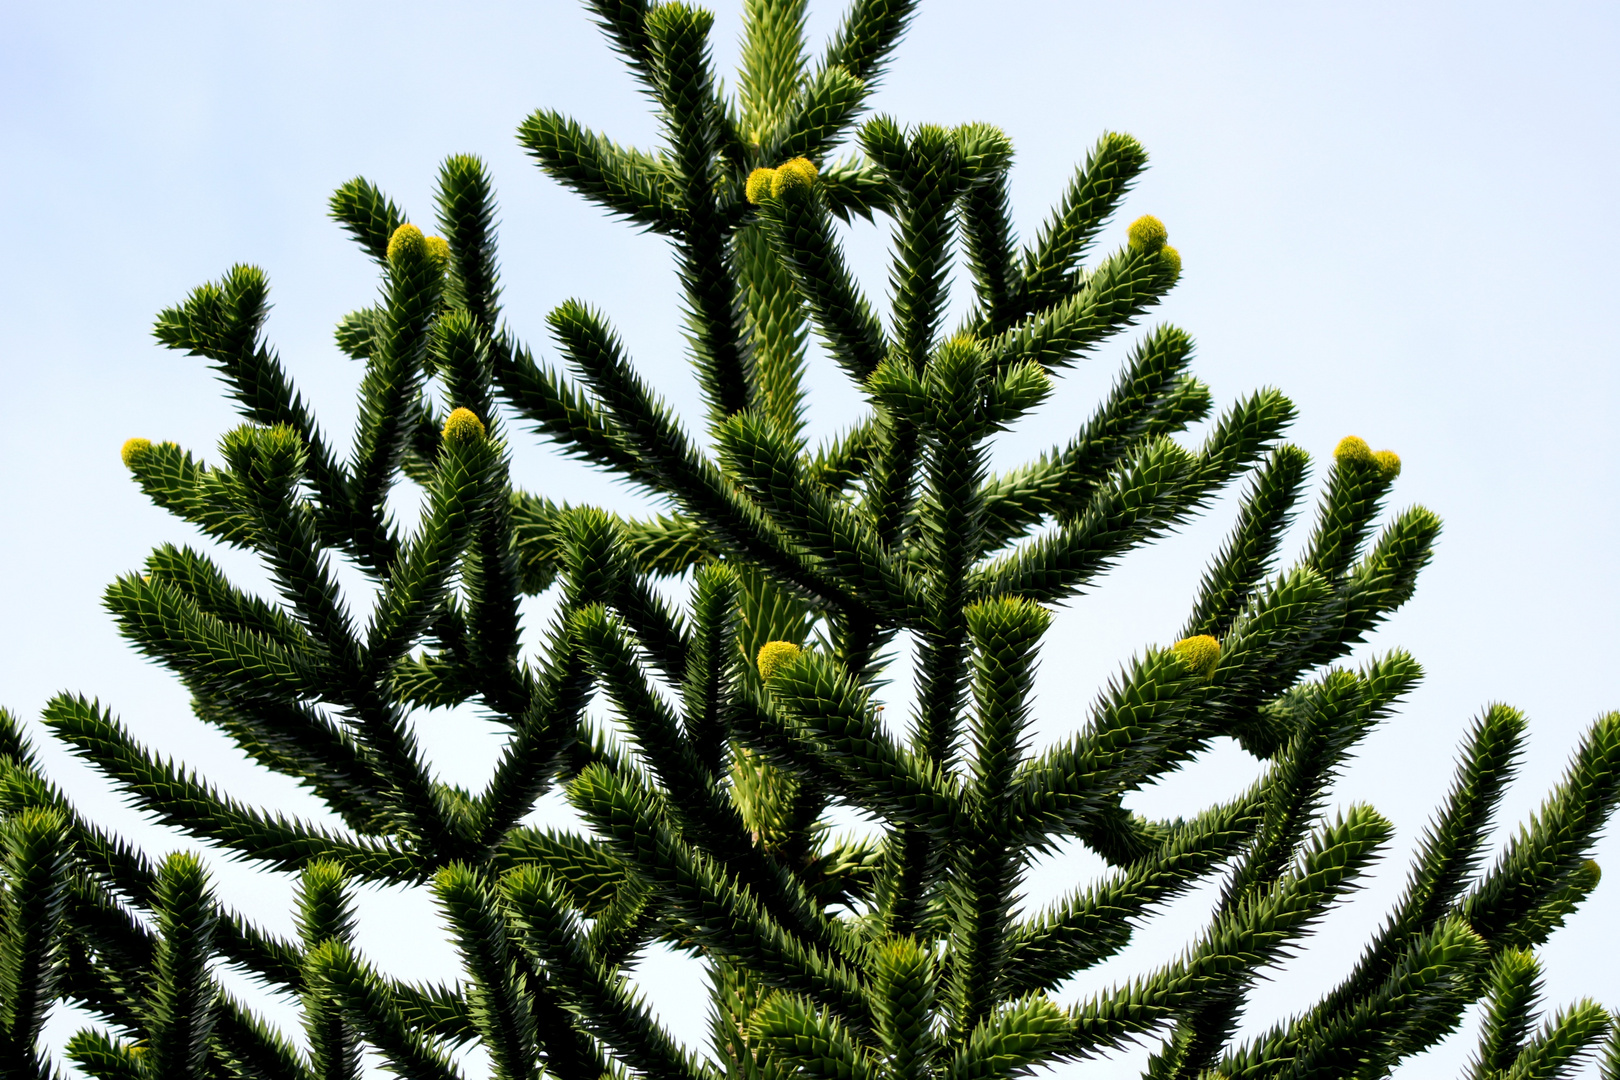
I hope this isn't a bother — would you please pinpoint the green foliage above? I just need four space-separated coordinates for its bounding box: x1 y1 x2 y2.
3 3 1616 1080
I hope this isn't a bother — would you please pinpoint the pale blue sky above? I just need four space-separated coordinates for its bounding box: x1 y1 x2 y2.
2 1 1618 1077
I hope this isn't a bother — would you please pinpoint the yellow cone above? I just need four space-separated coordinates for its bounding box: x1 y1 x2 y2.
756 640 802 682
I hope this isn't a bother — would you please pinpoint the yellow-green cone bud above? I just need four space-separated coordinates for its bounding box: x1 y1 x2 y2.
442 407 486 445
1159 244 1182 277
386 223 426 263
770 157 817 198
756 640 802 682
120 437 153 468
1373 449 1401 479
1127 214 1168 253
1333 436 1375 467
424 235 450 268
1171 635 1221 679
745 167 778 205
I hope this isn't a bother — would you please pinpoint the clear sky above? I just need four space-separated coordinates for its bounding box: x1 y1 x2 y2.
2 1 1617 1077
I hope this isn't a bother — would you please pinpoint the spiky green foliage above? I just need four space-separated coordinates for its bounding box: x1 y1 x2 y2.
3 3 1616 1080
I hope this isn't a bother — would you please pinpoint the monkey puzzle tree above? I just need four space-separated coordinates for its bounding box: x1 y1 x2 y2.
2 2 1617 1079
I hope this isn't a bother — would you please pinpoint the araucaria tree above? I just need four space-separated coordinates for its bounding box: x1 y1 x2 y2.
3 2 1617 1079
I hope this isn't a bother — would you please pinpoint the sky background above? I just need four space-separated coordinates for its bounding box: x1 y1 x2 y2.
2 1 1618 1077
